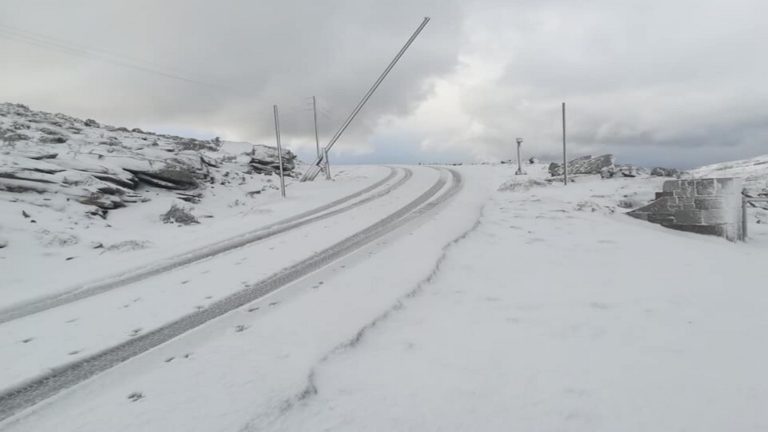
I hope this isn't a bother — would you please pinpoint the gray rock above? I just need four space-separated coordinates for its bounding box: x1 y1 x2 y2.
38 135 68 144
161 204 199 225
84 119 100 128
79 193 127 210
129 168 199 190
651 167 681 177
550 154 616 177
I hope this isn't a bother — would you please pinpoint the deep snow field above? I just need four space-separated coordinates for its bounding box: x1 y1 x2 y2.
1 157 767 432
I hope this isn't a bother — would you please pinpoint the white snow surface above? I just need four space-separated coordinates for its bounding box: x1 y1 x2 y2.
1 160 767 431
689 153 768 195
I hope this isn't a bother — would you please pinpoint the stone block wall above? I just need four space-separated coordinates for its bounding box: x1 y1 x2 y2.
629 178 744 241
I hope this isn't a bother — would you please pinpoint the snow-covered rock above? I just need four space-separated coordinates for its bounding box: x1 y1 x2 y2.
0 103 298 210
548 154 615 177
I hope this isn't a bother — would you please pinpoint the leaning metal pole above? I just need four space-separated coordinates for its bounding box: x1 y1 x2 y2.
273 105 286 198
301 17 431 181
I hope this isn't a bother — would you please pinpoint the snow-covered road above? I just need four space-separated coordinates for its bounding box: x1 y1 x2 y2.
1 163 766 432
0 165 464 424
0 166 406 323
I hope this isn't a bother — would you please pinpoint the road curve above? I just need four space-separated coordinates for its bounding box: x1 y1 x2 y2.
0 167 410 325
0 167 462 424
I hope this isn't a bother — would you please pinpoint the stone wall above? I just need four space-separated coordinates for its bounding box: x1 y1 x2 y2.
629 178 744 241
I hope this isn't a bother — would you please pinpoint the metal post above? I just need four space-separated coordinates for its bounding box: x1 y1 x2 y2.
324 148 331 180
312 96 321 160
301 17 431 181
742 196 748 240
562 102 568 185
515 137 524 175
273 105 286 198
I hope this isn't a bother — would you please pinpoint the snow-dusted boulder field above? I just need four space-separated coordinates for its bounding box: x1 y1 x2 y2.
0 102 306 303
0 103 297 210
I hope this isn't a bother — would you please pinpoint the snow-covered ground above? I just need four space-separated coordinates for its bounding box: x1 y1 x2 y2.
0 164 390 309
2 159 767 431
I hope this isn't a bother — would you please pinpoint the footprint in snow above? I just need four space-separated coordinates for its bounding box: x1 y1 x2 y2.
234 324 248 333
130 328 143 337
247 306 260 312
68 350 81 356
268 301 279 307
20 337 34 344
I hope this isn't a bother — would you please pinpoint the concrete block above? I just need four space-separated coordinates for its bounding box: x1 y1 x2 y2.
628 177 744 241
695 179 717 196
694 198 723 210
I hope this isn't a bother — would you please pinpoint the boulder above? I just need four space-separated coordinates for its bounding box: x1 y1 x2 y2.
549 155 615 177
161 204 199 225
651 167 681 177
249 144 297 175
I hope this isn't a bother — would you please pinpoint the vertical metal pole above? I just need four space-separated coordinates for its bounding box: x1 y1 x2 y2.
273 105 286 198
324 148 331 180
742 196 748 240
516 141 522 174
562 102 568 185
312 96 321 160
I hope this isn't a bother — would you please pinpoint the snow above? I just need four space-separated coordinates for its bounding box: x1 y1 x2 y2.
0 166 439 392
263 166 768 432
0 165 391 308
1 158 767 431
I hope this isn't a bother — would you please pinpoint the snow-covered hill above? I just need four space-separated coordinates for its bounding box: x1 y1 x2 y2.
0 102 308 304
689 154 768 196
0 103 298 209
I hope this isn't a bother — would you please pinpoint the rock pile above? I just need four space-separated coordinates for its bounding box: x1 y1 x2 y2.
0 103 297 211
548 154 615 177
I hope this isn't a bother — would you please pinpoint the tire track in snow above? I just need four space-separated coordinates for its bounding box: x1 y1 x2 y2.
250 196 485 430
0 167 407 324
0 167 458 424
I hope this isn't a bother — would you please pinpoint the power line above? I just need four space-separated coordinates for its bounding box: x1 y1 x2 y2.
0 23 225 90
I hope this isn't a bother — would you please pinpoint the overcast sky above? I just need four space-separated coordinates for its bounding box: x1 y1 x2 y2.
2 0 766 168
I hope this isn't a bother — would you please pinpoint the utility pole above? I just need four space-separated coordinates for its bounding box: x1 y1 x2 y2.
273 105 286 198
300 17 431 182
562 102 568 185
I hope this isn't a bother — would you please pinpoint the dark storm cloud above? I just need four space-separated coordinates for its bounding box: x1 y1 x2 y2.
2 0 767 168
0 0 464 148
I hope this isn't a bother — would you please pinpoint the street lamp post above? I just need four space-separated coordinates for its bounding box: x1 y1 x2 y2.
515 137 526 175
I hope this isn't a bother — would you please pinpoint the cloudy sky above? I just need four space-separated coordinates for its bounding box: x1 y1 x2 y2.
2 0 766 168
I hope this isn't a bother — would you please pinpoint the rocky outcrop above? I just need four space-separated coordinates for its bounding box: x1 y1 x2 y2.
600 164 648 179
651 167 681 177
549 154 615 177
249 144 297 176
0 103 298 210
